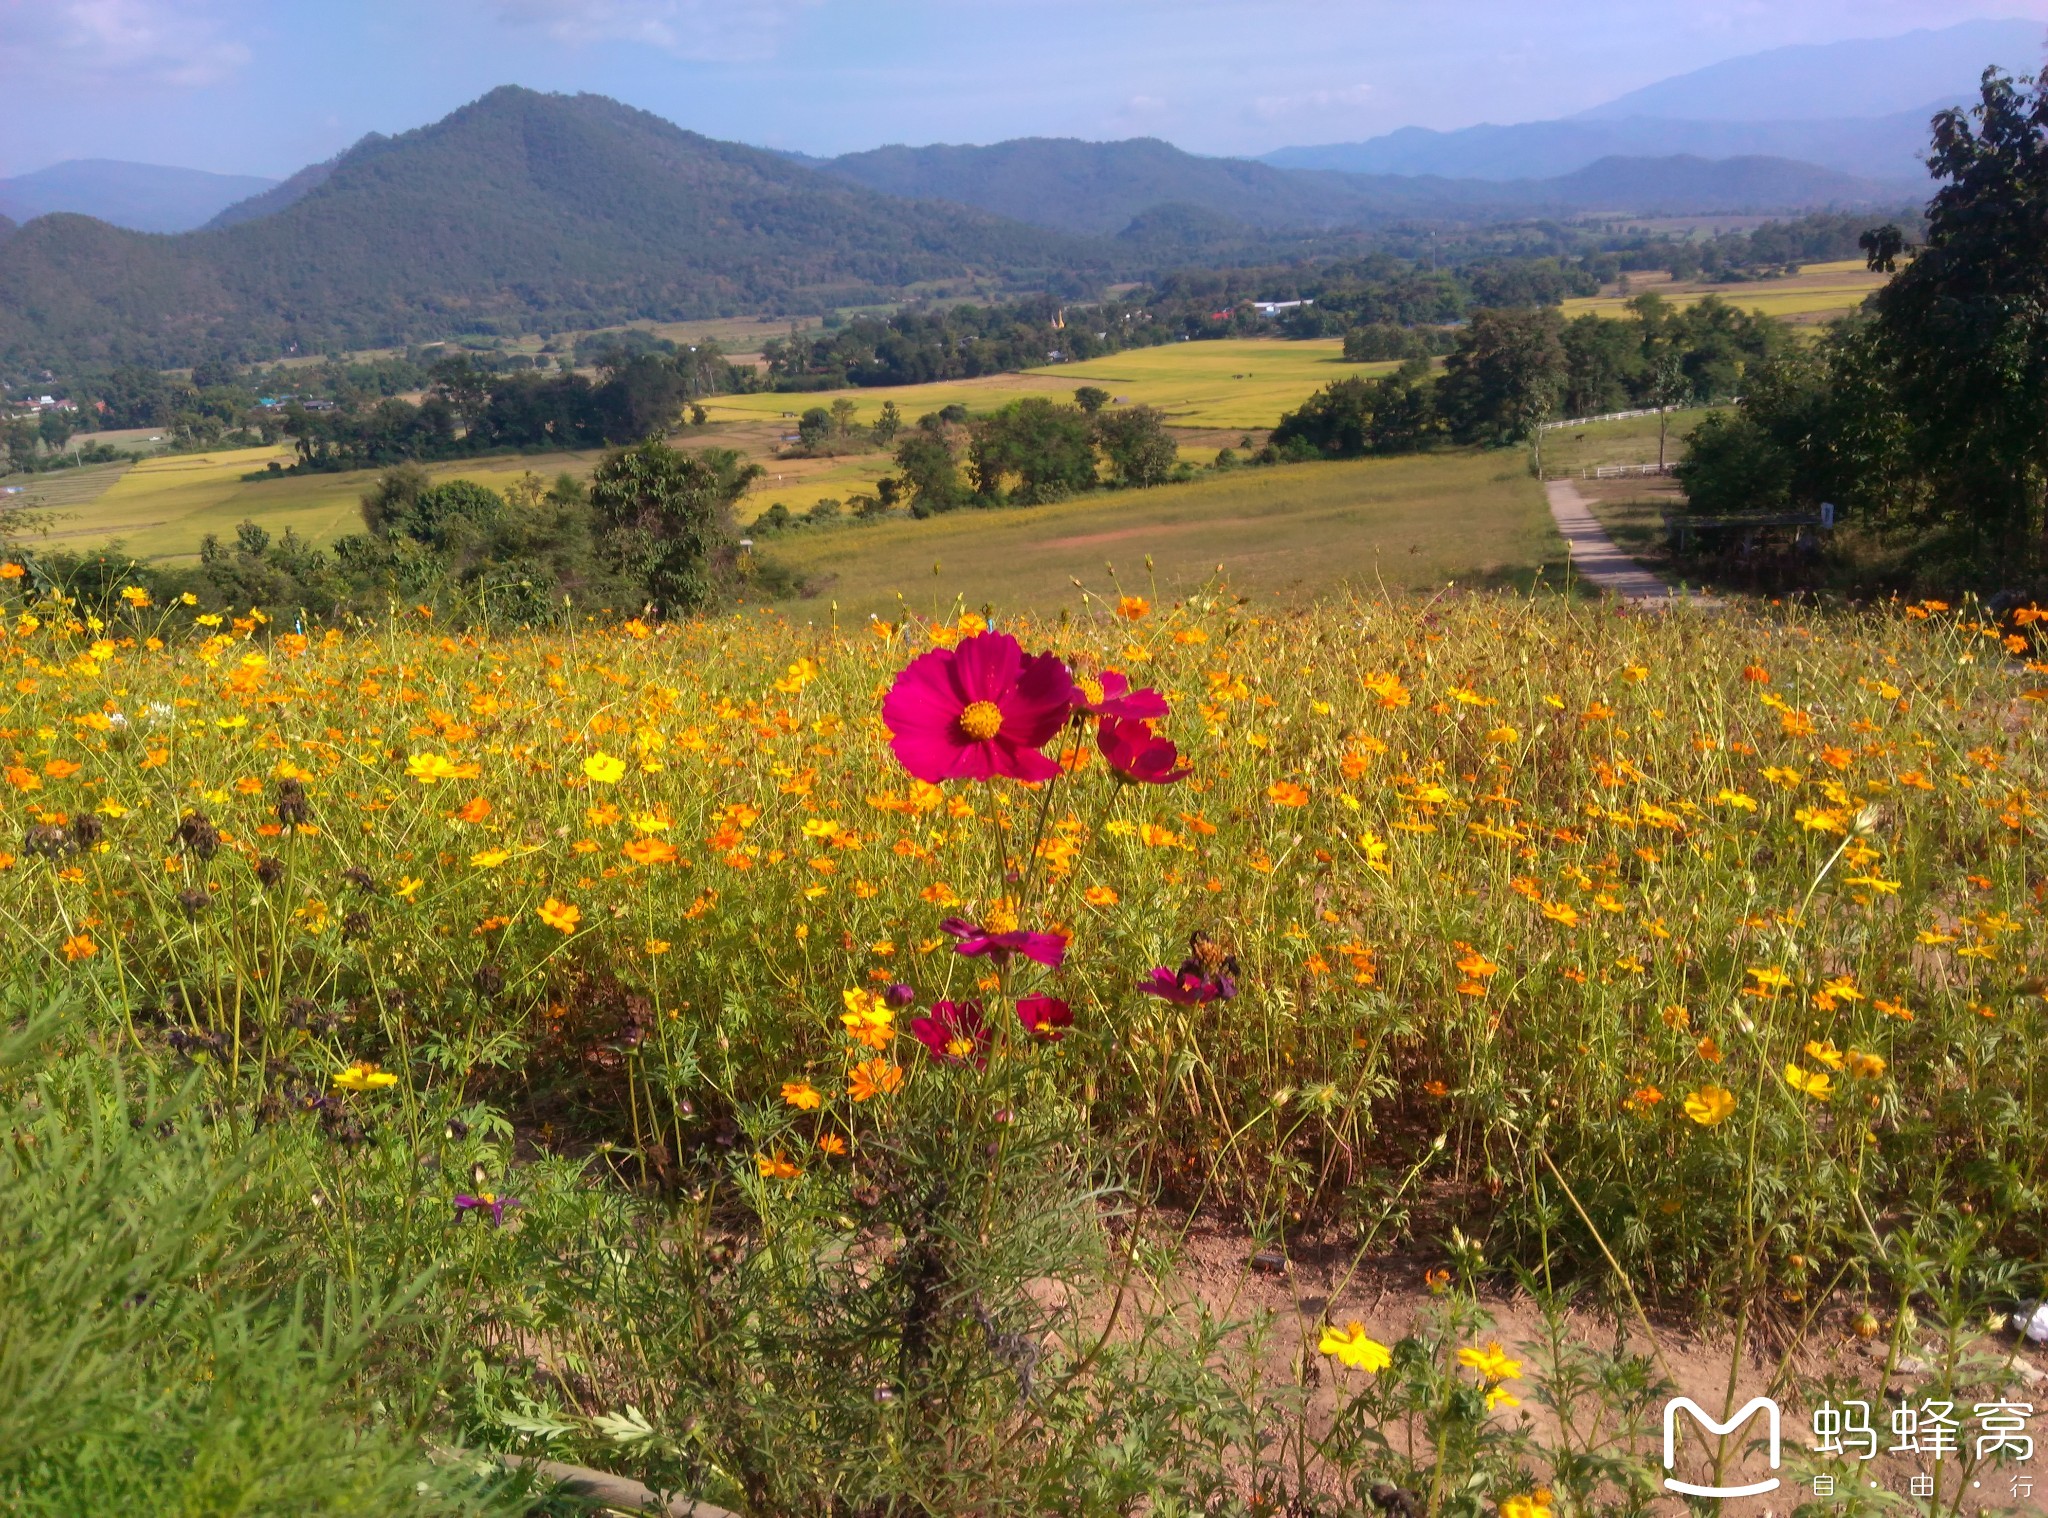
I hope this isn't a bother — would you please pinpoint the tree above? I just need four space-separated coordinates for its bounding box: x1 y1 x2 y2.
1868 66 2048 556
1270 360 1440 459
829 398 859 437
871 401 902 447
37 411 76 453
588 440 761 615
969 399 1096 503
796 408 833 450
1073 386 1111 415
893 426 966 515
1860 224 1907 274
1093 404 1178 489
1437 308 1566 447
1645 356 1687 472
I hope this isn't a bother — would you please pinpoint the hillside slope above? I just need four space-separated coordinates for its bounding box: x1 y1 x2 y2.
0 88 1100 371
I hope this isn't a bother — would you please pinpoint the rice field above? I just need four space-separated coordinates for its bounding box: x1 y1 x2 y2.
1561 258 1887 325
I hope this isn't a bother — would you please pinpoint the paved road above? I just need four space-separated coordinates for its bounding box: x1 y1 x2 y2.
1546 479 1714 605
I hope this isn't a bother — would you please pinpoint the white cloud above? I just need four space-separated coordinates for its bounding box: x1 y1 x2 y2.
1249 81 1374 121
487 0 824 63
0 0 251 88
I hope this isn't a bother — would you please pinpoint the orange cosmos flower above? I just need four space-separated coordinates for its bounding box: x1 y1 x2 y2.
453 797 492 823
1116 596 1150 620
1267 780 1310 808
537 898 581 934
623 837 679 866
781 1079 823 1110
847 1058 904 1102
817 1133 848 1156
62 933 97 961
755 1151 802 1180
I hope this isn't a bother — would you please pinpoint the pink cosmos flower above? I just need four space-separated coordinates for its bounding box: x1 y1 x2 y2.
1070 670 1170 721
909 1000 991 1066
454 1192 519 1225
940 916 1068 968
1138 943 1238 1005
882 632 1073 783
1097 715 1191 785
1016 994 1073 1042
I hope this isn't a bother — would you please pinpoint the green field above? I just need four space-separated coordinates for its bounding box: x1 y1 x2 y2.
25 445 611 561
758 448 1562 620
1561 258 1885 324
706 339 1390 433
1543 405 1720 476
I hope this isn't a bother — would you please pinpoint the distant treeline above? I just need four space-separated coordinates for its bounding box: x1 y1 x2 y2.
1272 292 1785 457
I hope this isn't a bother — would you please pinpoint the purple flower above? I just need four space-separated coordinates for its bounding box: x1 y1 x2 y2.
1070 670 1170 721
1016 994 1074 1043
908 1000 991 1066
454 1192 519 1225
882 982 918 1008
1097 715 1192 785
940 915 1067 968
1137 947 1238 1005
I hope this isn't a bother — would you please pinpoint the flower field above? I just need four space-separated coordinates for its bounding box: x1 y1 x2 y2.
3 574 2046 1513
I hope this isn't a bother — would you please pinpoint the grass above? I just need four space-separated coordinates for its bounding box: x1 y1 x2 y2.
1561 258 1886 325
705 339 1388 433
757 449 1563 620
26 445 612 562
2 577 2044 1510
1543 406 1720 476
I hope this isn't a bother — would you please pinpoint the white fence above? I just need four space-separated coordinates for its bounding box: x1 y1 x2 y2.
1591 463 1677 479
1540 407 1665 432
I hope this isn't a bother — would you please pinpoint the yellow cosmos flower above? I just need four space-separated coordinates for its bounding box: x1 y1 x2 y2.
1683 1086 1736 1126
334 1061 398 1092
537 897 581 934
1456 1342 1522 1381
583 752 628 784
841 988 895 1049
1803 1039 1846 1071
1846 1050 1887 1080
1784 1064 1834 1100
1500 1491 1554 1518
470 848 511 869
1318 1322 1392 1372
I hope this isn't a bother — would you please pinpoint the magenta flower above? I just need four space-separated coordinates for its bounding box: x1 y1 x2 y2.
1016 994 1074 1043
454 1191 519 1225
941 915 1068 968
1097 715 1192 785
1070 670 1170 721
909 1000 991 1066
1138 941 1239 1005
882 982 918 1008
882 631 1073 784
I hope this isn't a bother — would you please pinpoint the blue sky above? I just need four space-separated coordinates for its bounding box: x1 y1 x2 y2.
1 0 2043 177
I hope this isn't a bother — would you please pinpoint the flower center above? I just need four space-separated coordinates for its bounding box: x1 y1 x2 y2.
957 700 1004 741
1077 676 1105 707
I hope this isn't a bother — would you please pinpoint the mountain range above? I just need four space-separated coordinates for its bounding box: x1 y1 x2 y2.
0 88 1098 372
1265 17 2041 182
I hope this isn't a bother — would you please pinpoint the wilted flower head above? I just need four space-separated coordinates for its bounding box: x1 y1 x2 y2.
1096 715 1191 785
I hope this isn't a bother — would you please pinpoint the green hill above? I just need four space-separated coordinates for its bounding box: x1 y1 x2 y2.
0 88 1103 372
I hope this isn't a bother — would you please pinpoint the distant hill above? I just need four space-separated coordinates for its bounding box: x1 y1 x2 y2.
206 143 371 229
820 137 1374 234
1264 18 2038 185
1577 18 2040 122
0 87 1100 372
817 136 1908 235
0 159 278 234
1263 111 1941 183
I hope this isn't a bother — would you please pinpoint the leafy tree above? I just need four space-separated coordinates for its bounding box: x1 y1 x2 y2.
36 411 75 452
1868 66 2048 556
968 399 1096 503
588 439 761 615
893 426 966 516
1073 386 1111 415
1270 360 1440 458
1092 404 1178 488
829 398 859 437
797 408 833 450
1437 308 1566 446
871 401 903 446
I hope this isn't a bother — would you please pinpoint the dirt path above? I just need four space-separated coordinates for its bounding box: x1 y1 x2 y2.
1546 478 1715 605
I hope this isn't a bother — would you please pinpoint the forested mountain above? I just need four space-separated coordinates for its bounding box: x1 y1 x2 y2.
819 138 1369 234
205 145 364 229
0 88 1099 372
0 160 278 233
820 137 1904 234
